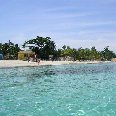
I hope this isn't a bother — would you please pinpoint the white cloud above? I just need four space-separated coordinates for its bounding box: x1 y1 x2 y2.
53 30 116 53
55 38 116 52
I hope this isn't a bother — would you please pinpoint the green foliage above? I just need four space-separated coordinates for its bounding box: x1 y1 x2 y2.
0 37 115 61
100 46 116 61
58 45 115 61
58 45 78 61
0 41 20 59
23 36 56 60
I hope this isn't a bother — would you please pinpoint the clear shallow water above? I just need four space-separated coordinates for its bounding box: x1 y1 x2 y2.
0 63 116 116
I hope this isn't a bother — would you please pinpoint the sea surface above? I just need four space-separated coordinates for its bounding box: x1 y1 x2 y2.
0 63 116 116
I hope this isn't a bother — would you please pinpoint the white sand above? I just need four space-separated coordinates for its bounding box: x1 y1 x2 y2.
0 60 110 68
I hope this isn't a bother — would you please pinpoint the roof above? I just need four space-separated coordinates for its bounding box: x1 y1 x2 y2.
18 50 34 54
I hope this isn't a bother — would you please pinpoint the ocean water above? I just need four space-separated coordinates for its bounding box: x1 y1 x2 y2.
0 63 116 116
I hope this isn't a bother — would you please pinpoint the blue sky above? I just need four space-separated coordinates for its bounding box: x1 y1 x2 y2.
0 0 116 52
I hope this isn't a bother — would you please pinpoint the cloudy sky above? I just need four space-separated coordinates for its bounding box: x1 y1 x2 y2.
0 0 116 52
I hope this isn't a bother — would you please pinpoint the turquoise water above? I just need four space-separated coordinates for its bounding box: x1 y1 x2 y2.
0 63 116 116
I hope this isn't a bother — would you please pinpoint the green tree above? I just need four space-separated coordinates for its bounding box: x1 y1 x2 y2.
23 36 56 60
0 41 20 59
77 47 86 61
62 45 66 50
101 46 116 61
90 46 100 60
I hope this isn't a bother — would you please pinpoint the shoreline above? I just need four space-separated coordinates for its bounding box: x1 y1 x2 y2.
0 60 112 68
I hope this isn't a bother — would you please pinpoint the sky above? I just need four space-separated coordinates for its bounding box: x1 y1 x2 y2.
0 0 116 52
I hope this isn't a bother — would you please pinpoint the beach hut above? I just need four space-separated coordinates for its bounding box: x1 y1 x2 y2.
111 58 116 62
18 50 35 61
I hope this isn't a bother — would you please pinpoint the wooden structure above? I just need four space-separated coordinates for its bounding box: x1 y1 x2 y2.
111 58 116 62
18 51 35 61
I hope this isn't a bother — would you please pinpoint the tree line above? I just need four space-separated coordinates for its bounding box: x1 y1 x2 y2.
57 45 116 61
0 36 116 60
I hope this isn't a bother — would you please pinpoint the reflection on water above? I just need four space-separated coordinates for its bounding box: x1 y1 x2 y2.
0 63 116 115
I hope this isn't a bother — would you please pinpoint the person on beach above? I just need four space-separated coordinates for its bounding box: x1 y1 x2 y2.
37 58 40 65
27 54 30 62
35 54 38 62
35 53 40 64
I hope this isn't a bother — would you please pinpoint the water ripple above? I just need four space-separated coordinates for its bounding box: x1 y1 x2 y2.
0 63 116 115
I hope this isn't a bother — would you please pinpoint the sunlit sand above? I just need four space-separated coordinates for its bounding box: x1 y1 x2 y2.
0 60 111 68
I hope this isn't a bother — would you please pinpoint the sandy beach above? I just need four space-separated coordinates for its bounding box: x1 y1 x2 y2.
0 60 111 68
